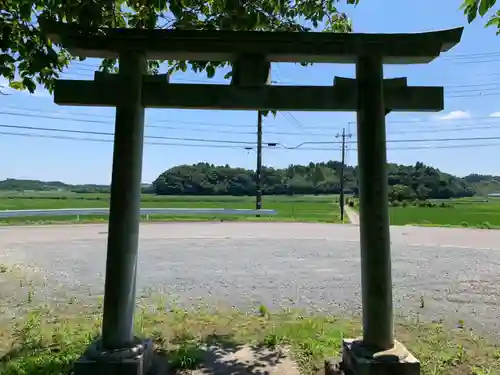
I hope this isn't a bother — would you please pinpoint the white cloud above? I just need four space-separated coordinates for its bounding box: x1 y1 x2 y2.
437 110 471 120
489 111 500 117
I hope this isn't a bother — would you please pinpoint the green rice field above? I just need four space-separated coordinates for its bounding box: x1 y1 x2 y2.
388 197 500 228
2 192 500 228
0 192 342 225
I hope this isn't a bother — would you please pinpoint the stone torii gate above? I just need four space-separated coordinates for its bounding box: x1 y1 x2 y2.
41 21 462 375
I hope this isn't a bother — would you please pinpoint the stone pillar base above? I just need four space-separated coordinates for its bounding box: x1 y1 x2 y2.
325 338 420 375
74 337 154 375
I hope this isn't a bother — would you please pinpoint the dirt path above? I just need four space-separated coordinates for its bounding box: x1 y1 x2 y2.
344 206 359 225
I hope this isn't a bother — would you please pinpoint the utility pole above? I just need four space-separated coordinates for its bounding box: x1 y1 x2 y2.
256 111 263 216
336 127 351 222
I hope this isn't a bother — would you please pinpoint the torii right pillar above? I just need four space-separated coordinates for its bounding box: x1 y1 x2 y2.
343 55 413 375
334 50 463 375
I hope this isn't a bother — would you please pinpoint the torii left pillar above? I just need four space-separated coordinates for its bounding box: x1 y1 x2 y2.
73 52 154 375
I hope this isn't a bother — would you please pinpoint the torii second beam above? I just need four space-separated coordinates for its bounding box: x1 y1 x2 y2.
53 79 444 112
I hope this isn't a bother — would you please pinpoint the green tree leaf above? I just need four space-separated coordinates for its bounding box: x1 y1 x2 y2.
1 0 354 94
206 65 216 78
8 81 24 90
485 13 500 27
461 0 498 27
22 77 37 93
480 0 497 16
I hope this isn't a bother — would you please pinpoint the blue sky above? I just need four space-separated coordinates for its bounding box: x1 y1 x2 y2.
2 0 500 184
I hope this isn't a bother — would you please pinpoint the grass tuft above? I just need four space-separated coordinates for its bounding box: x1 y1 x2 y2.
0 298 498 375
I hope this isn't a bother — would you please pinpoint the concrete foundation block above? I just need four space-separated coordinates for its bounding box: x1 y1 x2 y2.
74 337 154 375
341 338 420 375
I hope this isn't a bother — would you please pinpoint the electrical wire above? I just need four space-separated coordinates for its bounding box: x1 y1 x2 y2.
1 108 344 136
7 52 500 145
0 124 258 145
7 106 500 133
442 51 500 59
5 107 500 144
0 131 246 149
3 130 500 152
275 135 500 149
3 123 500 149
2 107 268 129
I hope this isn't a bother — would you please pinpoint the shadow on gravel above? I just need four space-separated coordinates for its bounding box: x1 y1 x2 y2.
153 333 297 375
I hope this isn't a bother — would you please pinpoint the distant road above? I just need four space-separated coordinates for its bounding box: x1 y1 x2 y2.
344 206 359 225
0 222 498 337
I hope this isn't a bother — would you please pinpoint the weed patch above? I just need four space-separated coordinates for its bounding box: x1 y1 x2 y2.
0 299 498 375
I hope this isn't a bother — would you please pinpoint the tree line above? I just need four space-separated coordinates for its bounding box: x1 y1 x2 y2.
153 161 484 200
0 179 110 193
2 160 498 199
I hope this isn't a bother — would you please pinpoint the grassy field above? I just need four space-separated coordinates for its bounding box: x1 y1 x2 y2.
1 295 498 375
4 192 500 228
0 192 342 225
346 197 500 228
389 198 500 229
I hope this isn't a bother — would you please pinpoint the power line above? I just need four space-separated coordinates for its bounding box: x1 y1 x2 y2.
7 106 500 133
388 124 500 134
0 131 244 149
8 60 500 133
447 91 500 98
3 130 500 152
279 135 500 148
3 107 259 128
4 106 344 133
382 116 498 124
0 123 258 145
442 51 500 59
365 135 500 144
445 81 500 89
6 105 500 155
5 107 500 144
280 111 307 129
4 121 500 148
446 86 500 94
1 108 344 136
450 58 500 65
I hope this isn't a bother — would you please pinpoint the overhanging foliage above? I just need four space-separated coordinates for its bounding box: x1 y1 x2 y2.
0 0 353 94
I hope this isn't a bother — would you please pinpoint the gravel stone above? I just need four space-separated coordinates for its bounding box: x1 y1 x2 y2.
0 222 499 338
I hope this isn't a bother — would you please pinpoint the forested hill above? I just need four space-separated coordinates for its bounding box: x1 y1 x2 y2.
153 161 494 199
2 162 499 199
462 174 500 196
0 179 111 193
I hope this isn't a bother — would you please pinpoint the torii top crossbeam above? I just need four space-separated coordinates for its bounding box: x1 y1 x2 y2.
41 20 463 64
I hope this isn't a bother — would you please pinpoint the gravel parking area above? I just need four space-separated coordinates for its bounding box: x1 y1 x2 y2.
0 222 499 337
